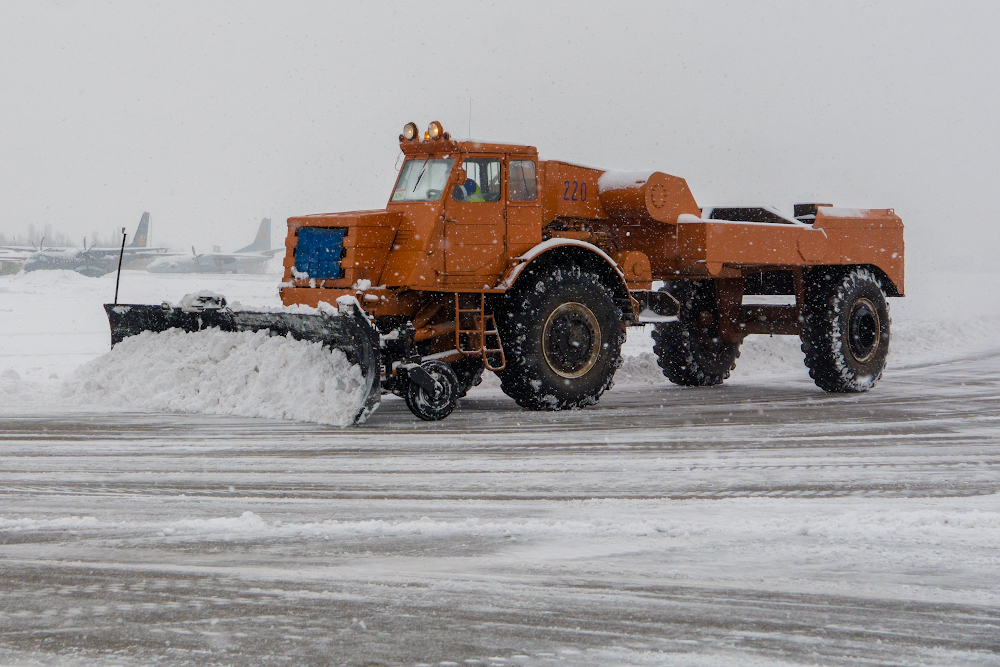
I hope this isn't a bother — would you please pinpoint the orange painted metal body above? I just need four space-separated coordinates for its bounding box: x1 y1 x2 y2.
672 209 903 289
279 134 904 345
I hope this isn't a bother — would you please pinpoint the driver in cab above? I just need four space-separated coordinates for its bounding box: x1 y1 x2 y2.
453 178 485 202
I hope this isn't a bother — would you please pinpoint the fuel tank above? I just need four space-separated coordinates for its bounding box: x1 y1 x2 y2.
598 171 700 225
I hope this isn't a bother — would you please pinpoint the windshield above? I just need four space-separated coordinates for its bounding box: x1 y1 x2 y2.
391 158 455 202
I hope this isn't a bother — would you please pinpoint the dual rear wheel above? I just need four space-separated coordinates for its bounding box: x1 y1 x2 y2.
651 280 741 386
651 269 890 393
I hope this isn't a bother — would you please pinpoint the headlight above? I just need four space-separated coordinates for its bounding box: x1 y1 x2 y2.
427 121 444 140
402 122 418 141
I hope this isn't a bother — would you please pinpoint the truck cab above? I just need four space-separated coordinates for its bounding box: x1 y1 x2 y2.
387 138 542 288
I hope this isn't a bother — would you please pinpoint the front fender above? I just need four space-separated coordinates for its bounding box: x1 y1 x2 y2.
495 239 633 320
497 239 624 291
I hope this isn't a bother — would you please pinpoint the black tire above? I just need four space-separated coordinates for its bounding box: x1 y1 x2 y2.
494 264 624 410
450 355 484 399
801 267 890 392
404 361 460 421
651 280 741 386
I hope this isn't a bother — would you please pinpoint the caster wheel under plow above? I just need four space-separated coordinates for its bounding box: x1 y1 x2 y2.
404 360 460 421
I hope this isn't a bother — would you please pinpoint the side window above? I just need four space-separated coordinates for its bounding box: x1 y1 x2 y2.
453 158 501 203
508 160 537 202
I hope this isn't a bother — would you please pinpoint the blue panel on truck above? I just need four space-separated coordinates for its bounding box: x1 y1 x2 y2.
294 227 346 279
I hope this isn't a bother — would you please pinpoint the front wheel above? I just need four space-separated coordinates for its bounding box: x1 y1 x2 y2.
494 264 624 410
404 361 460 421
800 267 890 392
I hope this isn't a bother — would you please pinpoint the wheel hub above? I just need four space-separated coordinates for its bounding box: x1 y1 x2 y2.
542 302 602 378
848 297 880 362
418 368 450 407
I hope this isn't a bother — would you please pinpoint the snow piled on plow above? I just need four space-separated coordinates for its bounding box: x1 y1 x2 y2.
62 327 367 426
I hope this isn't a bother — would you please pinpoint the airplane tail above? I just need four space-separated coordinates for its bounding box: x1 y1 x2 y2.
127 213 150 248
235 218 271 253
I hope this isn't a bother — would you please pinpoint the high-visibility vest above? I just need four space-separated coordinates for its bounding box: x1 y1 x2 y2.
465 183 485 202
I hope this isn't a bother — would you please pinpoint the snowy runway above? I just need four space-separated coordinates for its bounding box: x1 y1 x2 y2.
2 354 999 666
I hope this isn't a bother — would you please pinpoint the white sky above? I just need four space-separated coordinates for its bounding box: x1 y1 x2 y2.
1 1 998 272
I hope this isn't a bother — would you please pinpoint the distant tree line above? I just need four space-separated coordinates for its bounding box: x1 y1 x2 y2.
0 223 122 249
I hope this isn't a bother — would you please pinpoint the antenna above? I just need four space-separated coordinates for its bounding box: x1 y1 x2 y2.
468 98 472 138
114 227 126 305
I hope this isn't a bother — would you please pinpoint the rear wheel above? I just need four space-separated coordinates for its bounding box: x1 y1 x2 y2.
800 267 890 392
652 280 741 386
495 264 624 410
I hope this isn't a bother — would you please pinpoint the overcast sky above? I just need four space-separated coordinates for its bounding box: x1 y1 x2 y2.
1 1 998 272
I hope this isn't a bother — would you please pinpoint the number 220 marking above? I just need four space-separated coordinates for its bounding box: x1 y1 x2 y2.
563 180 587 202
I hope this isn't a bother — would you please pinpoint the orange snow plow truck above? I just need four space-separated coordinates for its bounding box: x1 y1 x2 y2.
106 121 904 424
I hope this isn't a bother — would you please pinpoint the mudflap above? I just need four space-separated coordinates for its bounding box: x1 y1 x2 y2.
103 302 382 425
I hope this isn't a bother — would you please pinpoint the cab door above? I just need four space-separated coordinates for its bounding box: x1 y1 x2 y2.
444 155 506 285
505 156 542 257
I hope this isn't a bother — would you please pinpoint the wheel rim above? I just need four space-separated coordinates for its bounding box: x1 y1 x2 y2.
542 302 602 379
848 297 880 363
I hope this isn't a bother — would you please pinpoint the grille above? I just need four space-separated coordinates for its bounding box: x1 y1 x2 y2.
294 227 346 279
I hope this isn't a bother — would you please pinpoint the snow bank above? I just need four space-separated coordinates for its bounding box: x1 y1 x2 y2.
779 507 1000 541
4 501 996 546
615 352 669 385
0 511 698 540
61 327 367 426
730 334 814 380
0 267 95 289
1 365 55 405
0 368 24 401
613 333 810 386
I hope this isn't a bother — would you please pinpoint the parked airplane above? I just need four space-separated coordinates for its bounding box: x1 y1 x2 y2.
147 218 281 274
14 213 167 277
0 247 31 275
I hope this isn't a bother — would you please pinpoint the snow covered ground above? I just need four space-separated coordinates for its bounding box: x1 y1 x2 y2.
1 268 999 666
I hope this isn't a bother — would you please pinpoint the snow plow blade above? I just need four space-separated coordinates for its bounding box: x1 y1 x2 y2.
103 301 381 424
